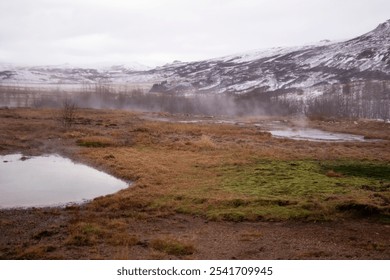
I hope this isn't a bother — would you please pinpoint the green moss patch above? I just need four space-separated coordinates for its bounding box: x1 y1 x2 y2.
212 160 390 220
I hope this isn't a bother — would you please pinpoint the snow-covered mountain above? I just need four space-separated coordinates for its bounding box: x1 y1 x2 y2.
148 19 390 94
1 19 389 95
0 62 154 85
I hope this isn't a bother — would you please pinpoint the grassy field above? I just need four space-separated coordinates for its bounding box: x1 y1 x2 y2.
0 108 389 259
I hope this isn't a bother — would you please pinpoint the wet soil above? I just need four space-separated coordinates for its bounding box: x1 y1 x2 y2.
0 209 389 259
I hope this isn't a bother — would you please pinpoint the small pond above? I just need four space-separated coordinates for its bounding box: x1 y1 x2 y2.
0 154 129 208
269 128 367 142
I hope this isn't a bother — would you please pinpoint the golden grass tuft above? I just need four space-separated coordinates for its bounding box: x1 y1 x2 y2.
65 222 104 246
76 136 116 148
325 170 343 178
239 230 263 241
112 246 131 260
193 135 217 149
150 237 195 256
17 245 57 259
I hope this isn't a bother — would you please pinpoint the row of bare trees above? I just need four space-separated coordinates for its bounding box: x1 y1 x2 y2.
0 80 389 120
303 81 390 120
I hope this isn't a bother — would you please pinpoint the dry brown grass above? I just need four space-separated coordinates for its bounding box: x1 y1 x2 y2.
112 246 132 260
150 237 195 256
65 222 104 246
239 230 263 241
326 170 344 178
192 135 217 149
76 136 117 148
17 245 58 259
1 108 390 259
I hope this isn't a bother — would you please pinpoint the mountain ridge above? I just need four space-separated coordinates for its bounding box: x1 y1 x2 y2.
0 19 389 96
147 19 390 94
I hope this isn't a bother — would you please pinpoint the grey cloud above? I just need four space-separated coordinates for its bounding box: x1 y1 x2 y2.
0 0 389 66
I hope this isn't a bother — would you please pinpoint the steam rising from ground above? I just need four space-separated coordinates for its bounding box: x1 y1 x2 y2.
0 85 286 116
0 81 389 120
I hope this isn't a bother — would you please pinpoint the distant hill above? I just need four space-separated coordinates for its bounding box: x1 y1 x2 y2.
1 20 389 119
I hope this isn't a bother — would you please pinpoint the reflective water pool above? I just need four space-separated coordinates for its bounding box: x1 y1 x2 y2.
269 128 366 142
0 154 129 208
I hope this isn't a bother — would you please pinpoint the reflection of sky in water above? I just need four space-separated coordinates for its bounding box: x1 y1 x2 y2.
270 128 366 142
0 154 128 208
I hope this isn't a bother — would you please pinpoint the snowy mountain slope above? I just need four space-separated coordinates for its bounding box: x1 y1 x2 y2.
0 20 389 95
0 62 154 85
147 20 390 94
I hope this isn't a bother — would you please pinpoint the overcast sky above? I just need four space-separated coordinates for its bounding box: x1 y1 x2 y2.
0 0 389 67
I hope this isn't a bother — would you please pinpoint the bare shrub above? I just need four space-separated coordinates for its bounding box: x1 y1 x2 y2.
60 99 77 129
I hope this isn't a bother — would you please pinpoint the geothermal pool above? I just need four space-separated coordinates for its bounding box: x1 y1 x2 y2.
0 154 128 208
269 127 367 142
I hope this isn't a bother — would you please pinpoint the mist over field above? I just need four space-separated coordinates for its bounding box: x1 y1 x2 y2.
1 80 389 120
